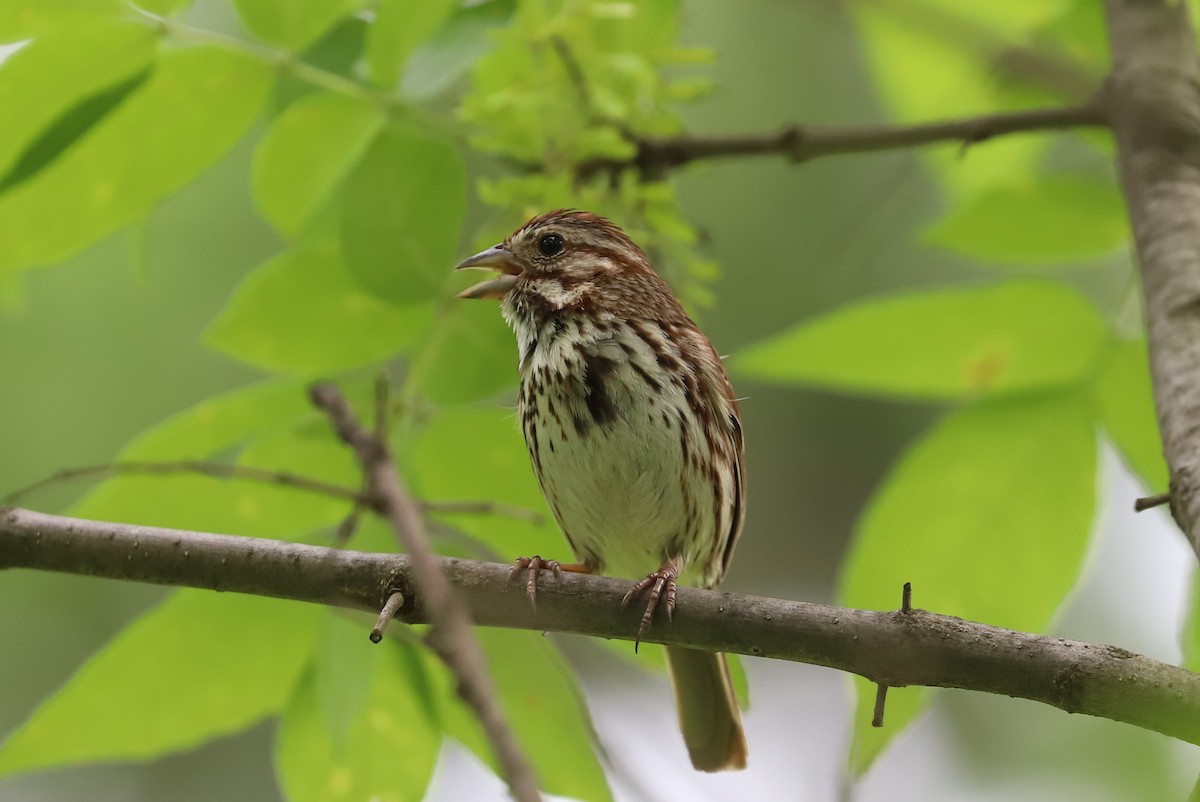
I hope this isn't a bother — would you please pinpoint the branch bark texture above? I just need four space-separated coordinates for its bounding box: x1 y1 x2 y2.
2 507 1197 747
578 102 1107 181
1104 0 1200 559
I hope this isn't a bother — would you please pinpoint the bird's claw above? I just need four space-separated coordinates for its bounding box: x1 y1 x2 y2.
621 566 678 651
508 555 562 608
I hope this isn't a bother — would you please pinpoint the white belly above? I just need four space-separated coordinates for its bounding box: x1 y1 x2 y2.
518 330 721 585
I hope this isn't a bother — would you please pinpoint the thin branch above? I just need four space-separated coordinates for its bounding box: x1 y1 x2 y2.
135 0 1107 192
425 500 543 524
336 374 394 546
2 507 1197 746
1103 0 1200 560
308 384 542 802
872 684 889 728
1 461 542 524
129 5 391 107
873 582 912 727
1135 493 1172 513
550 35 593 112
577 101 1109 181
3 460 367 508
370 590 406 644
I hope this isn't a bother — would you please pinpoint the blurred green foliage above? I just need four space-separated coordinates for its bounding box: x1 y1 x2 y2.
0 0 1193 799
0 591 319 775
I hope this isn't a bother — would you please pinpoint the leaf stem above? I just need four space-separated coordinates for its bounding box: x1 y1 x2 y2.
127 4 391 107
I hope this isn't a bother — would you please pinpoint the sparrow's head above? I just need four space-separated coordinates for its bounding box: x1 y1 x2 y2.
455 210 680 322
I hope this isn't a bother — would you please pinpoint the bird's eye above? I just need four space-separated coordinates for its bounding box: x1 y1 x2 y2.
537 232 565 257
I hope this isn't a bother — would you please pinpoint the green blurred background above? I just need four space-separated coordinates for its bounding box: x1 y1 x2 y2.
1 1 1196 799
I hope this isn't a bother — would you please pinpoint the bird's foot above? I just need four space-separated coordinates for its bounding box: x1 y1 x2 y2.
508 556 591 608
622 563 679 650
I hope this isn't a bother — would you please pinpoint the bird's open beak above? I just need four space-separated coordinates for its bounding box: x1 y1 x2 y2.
454 246 521 300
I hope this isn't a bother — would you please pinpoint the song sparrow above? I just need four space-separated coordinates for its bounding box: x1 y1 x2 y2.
455 210 747 772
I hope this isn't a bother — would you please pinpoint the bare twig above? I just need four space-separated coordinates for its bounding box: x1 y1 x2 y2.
336 375 394 546
373 374 391 442
576 101 1108 181
1 460 541 525
1104 0 1200 560
370 590 406 643
425 500 543 524
872 684 889 728
331 504 366 547
308 383 542 802
3 506 1199 747
550 35 593 112
2 460 367 508
873 582 914 727
1135 493 1171 513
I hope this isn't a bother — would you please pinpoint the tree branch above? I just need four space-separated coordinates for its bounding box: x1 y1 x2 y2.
2 506 1197 747
1 460 542 524
307 384 542 802
577 101 1109 181
1104 0 1200 560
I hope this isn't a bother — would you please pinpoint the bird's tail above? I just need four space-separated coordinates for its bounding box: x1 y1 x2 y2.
664 646 748 771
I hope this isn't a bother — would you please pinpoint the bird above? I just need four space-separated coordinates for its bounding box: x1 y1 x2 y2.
455 209 747 772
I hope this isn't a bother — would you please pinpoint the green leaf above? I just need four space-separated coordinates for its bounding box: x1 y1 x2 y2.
231 0 366 51
119 380 315 460
406 406 562 561
364 0 457 88
74 381 313 482
0 19 157 182
136 0 195 14
1035 1 1109 78
310 614 377 747
276 626 440 802
840 391 1097 771
401 0 514 100
411 302 517 403
1096 338 1168 491
734 282 1107 400
442 630 610 802
850 2 1070 197
205 241 432 375
252 91 385 237
924 177 1128 264
340 126 467 304
0 1 124 38
0 69 150 196
0 45 274 275
72 380 360 537
0 590 318 777
232 424 362 534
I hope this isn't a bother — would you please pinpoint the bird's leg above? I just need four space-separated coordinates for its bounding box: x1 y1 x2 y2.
622 559 680 649
508 556 592 608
